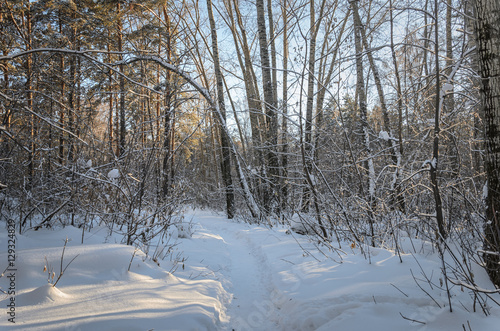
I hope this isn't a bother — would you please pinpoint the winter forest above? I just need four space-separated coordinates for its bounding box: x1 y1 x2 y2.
1 0 500 330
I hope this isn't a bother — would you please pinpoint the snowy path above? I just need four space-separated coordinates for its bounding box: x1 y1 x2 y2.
178 211 500 331
184 215 281 330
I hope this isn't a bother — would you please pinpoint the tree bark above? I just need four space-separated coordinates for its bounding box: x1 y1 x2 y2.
229 0 264 167
256 0 279 213
281 0 289 213
25 3 34 190
389 0 405 211
267 0 278 108
430 0 446 240
117 2 126 157
445 0 458 175
162 4 174 198
207 0 235 219
352 0 375 245
302 0 327 212
473 0 500 286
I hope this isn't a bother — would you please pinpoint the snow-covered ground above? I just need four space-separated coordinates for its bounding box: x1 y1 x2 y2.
1 209 500 330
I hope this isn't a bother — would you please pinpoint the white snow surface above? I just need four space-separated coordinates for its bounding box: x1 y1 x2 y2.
1 209 500 330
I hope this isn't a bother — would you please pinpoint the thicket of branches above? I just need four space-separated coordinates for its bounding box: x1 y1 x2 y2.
1 0 499 295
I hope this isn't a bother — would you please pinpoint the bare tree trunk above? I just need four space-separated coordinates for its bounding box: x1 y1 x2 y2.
430 0 446 240
256 0 279 213
302 0 327 212
207 0 235 219
162 4 174 198
117 2 126 157
352 0 375 245
228 0 264 166
445 0 458 175
267 0 278 108
106 37 114 157
67 12 77 163
281 0 289 213
230 0 267 207
389 0 405 211
302 0 317 212
58 11 65 165
25 4 34 190
473 0 500 286
314 8 349 145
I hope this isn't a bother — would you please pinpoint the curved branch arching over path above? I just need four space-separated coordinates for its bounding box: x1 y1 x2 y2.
0 49 261 219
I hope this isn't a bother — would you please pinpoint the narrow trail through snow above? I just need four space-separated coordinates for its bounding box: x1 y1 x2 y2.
195 216 280 330
173 211 500 331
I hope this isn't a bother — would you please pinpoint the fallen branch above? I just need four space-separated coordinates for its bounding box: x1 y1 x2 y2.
400 312 426 325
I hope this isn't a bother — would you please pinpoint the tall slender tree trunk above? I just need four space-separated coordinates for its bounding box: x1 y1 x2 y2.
207 0 235 219
352 0 375 245
256 0 279 213
267 0 278 108
314 8 349 150
430 0 446 240
117 2 126 157
445 0 458 175
67 12 77 163
58 11 65 165
162 4 174 198
389 0 405 211
231 0 267 207
106 38 114 156
302 0 327 212
25 4 34 190
302 0 317 212
473 0 500 287
281 0 289 213
229 0 264 167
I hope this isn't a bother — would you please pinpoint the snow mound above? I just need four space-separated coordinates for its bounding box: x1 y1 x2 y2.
19 284 70 305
